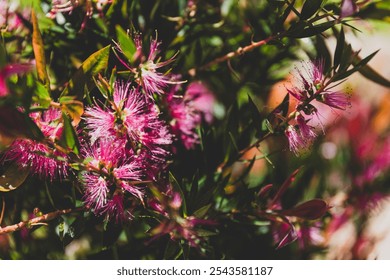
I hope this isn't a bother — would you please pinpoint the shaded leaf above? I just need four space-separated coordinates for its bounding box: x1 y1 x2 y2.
287 20 336 38
281 199 329 220
59 113 80 155
333 27 345 69
0 162 29 192
31 10 50 90
300 0 323 20
0 105 44 141
269 168 300 209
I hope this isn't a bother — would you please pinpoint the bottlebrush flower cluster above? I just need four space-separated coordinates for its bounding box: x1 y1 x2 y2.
284 60 351 155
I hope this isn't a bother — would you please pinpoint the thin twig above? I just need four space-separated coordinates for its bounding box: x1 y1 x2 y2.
188 35 278 76
0 207 83 235
0 196 5 225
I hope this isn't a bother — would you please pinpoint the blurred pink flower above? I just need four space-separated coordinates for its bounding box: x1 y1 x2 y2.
168 81 216 149
0 63 33 97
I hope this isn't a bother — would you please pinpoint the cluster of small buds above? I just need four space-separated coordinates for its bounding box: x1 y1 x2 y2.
285 60 350 155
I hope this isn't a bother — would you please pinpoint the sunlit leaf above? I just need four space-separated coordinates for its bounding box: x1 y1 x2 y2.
32 10 50 90
59 113 80 155
115 25 136 63
61 45 111 99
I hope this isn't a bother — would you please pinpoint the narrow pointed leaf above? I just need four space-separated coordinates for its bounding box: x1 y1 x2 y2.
32 10 50 90
59 113 80 155
300 0 323 20
115 25 136 63
333 27 345 69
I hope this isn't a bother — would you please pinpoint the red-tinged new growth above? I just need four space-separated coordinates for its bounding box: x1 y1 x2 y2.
82 139 143 222
4 108 69 180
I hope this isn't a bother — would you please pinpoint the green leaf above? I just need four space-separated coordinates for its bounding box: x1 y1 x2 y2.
287 20 336 38
32 10 50 90
193 204 212 219
333 27 345 69
59 113 80 155
300 0 323 20
61 45 111 100
33 82 51 108
0 162 29 192
0 44 7 68
115 25 136 63
247 93 262 120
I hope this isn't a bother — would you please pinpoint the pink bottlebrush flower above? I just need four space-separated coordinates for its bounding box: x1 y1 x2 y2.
100 193 131 223
285 125 307 155
4 108 68 179
114 35 182 99
0 63 33 97
285 114 317 155
319 91 350 110
85 81 172 166
296 114 317 143
288 59 325 102
82 139 143 221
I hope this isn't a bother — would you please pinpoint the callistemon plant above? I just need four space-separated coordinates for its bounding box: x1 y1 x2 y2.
0 0 389 260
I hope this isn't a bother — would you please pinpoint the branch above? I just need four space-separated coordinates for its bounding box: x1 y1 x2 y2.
188 35 277 76
0 207 83 235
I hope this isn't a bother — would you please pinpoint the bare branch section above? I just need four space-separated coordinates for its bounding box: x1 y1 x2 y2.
0 207 83 235
188 36 276 76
